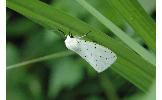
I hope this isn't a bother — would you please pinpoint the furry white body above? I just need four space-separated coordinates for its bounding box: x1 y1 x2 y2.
65 35 117 72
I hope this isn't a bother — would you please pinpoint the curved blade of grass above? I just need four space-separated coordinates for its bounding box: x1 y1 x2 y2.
76 0 155 66
7 51 74 70
100 73 119 100
112 56 154 91
106 0 156 49
7 0 155 92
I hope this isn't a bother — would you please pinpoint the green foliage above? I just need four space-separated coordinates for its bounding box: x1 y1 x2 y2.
6 0 156 99
6 43 20 66
48 58 83 98
106 0 156 49
76 0 155 65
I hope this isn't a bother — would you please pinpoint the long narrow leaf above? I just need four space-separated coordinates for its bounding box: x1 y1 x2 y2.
106 0 156 49
76 0 155 66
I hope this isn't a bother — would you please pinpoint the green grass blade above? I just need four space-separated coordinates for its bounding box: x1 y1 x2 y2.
7 51 74 70
100 74 119 100
112 57 155 91
7 0 155 92
76 0 155 66
107 0 156 49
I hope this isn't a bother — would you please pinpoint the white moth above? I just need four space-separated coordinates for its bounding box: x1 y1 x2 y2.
64 31 117 73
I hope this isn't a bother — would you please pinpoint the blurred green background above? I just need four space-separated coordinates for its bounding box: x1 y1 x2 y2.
6 0 155 100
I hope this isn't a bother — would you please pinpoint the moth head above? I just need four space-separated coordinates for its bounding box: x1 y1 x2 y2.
65 35 80 51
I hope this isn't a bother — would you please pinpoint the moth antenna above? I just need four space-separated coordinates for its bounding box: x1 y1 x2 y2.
79 30 92 38
58 29 66 38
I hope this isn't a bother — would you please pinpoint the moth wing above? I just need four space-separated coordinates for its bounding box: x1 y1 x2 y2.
75 39 117 72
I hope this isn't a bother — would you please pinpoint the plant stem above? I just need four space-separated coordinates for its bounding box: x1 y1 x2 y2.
7 51 74 70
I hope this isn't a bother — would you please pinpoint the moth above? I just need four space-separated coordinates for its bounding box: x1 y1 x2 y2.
59 29 117 72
